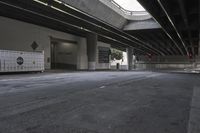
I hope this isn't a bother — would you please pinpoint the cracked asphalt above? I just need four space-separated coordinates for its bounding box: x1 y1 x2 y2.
0 71 199 133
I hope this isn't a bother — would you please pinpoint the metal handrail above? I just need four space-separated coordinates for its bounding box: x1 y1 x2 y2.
109 0 149 16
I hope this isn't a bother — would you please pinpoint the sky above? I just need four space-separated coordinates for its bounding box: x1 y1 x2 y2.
113 0 146 11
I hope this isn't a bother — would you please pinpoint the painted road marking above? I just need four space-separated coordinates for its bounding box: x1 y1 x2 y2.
99 86 106 89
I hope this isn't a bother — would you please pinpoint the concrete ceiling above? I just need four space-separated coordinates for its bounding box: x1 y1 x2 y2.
62 0 128 29
0 0 199 56
137 0 199 56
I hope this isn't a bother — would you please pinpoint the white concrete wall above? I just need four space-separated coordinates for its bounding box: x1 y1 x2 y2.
0 17 114 70
137 55 192 63
136 55 200 70
0 16 88 70
135 63 194 70
77 38 88 70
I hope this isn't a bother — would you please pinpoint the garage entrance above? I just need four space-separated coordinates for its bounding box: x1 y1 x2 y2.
51 37 78 70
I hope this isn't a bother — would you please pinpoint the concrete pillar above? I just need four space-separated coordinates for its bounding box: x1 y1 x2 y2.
198 34 200 56
127 47 133 70
87 33 97 70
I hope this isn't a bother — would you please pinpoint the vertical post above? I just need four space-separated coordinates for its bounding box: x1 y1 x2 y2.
196 34 200 68
127 47 133 70
87 33 97 70
198 34 200 56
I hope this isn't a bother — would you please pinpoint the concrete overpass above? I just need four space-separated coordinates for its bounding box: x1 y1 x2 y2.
1 0 198 71
0 0 200 133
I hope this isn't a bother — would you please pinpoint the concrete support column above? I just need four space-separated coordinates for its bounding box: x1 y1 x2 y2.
127 47 133 70
198 34 200 56
87 33 97 70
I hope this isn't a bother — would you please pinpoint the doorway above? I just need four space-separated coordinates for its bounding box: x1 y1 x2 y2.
51 38 78 70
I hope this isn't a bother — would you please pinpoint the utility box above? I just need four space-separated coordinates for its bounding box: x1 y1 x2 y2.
0 49 44 72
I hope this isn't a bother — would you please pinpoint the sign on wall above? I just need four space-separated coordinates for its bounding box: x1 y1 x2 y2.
16 57 24 65
98 47 110 63
31 41 39 50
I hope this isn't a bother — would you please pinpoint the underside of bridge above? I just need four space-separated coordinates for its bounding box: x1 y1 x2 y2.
0 0 199 58
0 1 200 133
137 0 199 56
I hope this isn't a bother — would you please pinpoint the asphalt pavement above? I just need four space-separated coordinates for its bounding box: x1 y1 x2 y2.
0 71 199 133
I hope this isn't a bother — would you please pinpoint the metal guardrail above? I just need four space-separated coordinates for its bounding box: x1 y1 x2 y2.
109 0 149 16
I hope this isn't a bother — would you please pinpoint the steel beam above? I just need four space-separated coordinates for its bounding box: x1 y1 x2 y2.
157 0 189 55
177 0 194 55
